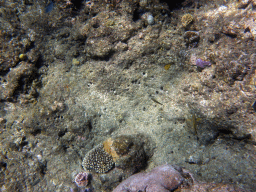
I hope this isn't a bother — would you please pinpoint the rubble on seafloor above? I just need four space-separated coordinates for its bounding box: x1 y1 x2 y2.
0 0 256 191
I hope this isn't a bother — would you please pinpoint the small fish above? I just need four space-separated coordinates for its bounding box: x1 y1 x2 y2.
191 113 198 135
186 113 201 140
150 97 163 105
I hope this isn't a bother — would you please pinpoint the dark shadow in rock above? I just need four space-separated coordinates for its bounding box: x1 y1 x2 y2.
185 108 254 146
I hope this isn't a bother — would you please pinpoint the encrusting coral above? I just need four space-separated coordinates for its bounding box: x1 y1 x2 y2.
82 144 115 173
113 164 185 192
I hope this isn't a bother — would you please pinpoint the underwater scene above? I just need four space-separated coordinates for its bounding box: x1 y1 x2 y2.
0 0 256 191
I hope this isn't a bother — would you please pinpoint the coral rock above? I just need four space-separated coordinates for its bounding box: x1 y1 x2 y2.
113 164 184 192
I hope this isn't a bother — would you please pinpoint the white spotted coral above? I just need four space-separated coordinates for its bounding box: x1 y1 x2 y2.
82 144 114 173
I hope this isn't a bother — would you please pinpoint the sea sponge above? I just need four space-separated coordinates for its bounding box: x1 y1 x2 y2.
82 144 114 173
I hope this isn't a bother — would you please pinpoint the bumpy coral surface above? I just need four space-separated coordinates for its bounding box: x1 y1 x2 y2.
82 144 114 173
113 164 184 192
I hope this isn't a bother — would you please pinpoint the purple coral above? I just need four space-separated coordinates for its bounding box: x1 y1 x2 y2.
195 58 211 68
113 164 185 192
75 172 89 187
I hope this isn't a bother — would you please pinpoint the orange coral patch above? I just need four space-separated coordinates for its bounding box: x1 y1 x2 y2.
103 138 119 162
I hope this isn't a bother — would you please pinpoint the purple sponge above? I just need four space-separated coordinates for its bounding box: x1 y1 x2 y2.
113 164 185 192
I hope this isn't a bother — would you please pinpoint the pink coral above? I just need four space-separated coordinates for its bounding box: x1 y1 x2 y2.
113 164 185 192
75 172 89 187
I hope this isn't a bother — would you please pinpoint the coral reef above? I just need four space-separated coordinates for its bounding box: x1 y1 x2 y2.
0 0 255 191
189 54 211 69
180 183 246 192
195 59 211 68
80 134 153 191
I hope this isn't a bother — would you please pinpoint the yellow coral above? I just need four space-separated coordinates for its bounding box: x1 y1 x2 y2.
181 13 194 28
19 53 27 60
164 64 172 70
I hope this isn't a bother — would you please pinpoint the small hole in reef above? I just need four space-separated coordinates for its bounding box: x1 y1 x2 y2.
92 23 99 28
